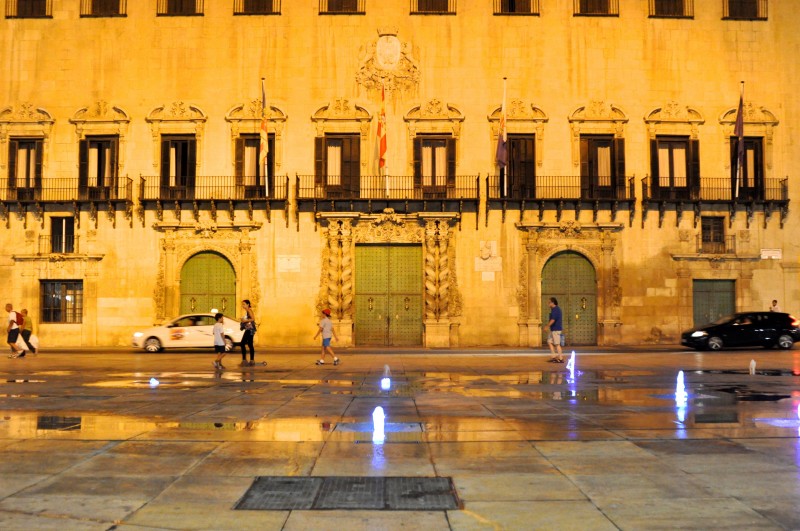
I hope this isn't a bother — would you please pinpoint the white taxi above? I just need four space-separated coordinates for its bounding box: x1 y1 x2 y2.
132 313 244 352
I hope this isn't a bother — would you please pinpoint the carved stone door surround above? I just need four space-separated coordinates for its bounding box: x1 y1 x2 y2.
317 209 462 348
517 220 623 346
153 221 262 322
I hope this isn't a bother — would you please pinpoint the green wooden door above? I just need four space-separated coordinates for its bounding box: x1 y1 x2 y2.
693 280 735 326
541 251 597 345
180 252 236 315
355 245 423 346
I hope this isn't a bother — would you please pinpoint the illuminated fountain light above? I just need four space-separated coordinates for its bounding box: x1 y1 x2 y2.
380 364 392 390
749 359 756 375
149 377 160 388
566 350 576 381
675 371 688 423
372 406 385 444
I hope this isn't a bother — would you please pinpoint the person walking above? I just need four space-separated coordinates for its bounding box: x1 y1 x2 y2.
6 303 24 358
545 297 564 363
212 313 227 370
239 299 258 366
314 308 339 366
19 309 37 355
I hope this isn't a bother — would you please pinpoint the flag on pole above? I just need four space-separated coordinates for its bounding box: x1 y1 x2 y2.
259 77 269 197
378 85 387 171
733 84 744 199
495 78 508 169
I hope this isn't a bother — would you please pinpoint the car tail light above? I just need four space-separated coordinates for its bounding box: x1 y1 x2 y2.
790 315 800 328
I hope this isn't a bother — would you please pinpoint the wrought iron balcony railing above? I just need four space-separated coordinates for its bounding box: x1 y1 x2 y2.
642 176 788 202
157 0 203 16
6 0 52 18
234 0 280 15
38 235 80 255
574 0 619 16
411 0 456 15
487 175 635 201
0 177 133 202
696 234 736 254
493 0 539 15
723 0 767 20
648 0 693 18
296 175 479 200
80 0 126 16
138 175 289 201
319 0 364 14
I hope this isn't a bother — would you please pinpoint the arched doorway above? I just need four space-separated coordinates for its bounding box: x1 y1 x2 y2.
541 251 597 345
180 251 236 316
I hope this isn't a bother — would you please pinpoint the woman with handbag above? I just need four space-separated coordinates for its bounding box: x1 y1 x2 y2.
239 299 258 366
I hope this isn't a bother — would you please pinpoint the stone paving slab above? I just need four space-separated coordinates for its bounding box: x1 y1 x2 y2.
0 349 797 529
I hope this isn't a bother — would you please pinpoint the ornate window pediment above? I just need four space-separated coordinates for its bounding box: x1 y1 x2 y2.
404 100 464 173
0 103 55 171
225 101 287 172
145 102 207 171
488 99 548 167
568 101 628 167
644 101 704 139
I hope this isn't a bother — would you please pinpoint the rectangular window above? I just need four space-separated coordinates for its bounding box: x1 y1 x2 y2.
51 217 75 254
79 136 118 200
6 0 51 18
574 0 618 16
724 0 766 20
412 0 455 15
234 0 279 15
649 0 693 17
580 135 625 199
8 138 43 201
80 0 126 16
413 135 456 198
701 217 726 254
650 136 699 200
157 0 203 16
41 280 83 324
314 134 361 198
494 0 538 15
499 135 535 198
320 0 362 14
236 134 274 198
160 135 197 199
731 136 763 201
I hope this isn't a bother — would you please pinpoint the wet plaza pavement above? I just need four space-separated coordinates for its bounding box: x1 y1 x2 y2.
0 347 798 530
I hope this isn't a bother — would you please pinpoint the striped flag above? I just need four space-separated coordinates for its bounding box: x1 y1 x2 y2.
734 85 744 199
495 78 508 169
259 78 269 196
378 85 387 171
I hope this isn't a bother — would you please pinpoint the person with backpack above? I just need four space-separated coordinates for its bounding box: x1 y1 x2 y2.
6 303 26 358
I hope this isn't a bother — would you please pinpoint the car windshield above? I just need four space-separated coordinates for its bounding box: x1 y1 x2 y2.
709 315 735 326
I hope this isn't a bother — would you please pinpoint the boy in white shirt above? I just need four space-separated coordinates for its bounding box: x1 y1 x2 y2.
212 313 227 370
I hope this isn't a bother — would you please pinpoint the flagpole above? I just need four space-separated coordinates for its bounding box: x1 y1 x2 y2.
499 77 507 197
735 80 744 201
260 77 269 198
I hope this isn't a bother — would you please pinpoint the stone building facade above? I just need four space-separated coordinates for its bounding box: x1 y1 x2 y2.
0 0 795 348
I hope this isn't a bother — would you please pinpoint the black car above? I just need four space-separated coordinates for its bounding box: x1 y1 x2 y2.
681 312 800 351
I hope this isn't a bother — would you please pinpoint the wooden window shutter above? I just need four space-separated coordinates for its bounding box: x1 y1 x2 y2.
314 136 325 186
78 139 88 189
413 137 422 189
8 139 18 188
614 138 625 182
234 137 245 178
109 137 118 180
689 139 700 194
160 139 170 184
650 139 659 188
34 139 43 187
446 137 456 186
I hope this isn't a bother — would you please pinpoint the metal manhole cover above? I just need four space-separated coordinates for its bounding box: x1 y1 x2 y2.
235 476 459 511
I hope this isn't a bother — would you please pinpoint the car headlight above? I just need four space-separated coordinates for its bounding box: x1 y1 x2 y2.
133 332 143 338
691 331 708 338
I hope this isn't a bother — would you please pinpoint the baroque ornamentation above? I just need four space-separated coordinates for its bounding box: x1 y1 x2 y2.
356 28 420 93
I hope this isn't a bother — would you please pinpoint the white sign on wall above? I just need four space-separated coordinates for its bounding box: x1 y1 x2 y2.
760 249 782 260
277 255 302 272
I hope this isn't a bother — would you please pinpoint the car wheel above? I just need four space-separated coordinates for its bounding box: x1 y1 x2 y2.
224 336 234 352
144 337 162 353
777 334 794 349
707 337 723 350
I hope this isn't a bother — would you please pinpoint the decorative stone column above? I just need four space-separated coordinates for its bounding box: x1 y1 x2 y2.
423 217 453 347
318 216 357 346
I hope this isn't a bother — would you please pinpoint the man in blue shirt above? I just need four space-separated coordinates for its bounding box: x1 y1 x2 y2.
545 297 564 363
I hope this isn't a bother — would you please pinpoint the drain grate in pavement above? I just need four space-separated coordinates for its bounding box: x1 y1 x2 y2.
235 476 460 511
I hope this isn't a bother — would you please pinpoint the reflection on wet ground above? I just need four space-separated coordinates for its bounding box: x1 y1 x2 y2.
0 349 798 529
